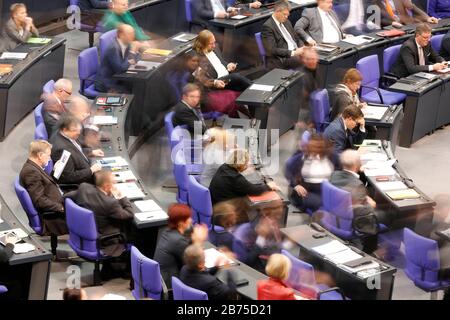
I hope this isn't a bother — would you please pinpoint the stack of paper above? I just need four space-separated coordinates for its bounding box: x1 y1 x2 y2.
362 105 388 120
100 156 128 167
376 181 408 192
135 210 168 222
312 240 349 256
340 260 380 274
0 52 28 60
13 243 35 254
360 152 387 162
385 189 420 200
364 166 396 177
172 33 197 43
204 248 235 269
312 240 362 265
113 170 137 183
144 48 172 56
342 35 374 45
114 182 145 200
249 84 274 91
92 116 118 125
134 200 162 212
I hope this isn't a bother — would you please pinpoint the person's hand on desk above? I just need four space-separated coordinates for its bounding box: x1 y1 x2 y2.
214 80 226 89
90 162 102 174
91 149 104 157
250 1 262 9
427 16 439 24
433 62 448 71
111 185 125 200
215 11 229 19
294 184 308 197
191 224 209 244
227 63 237 72
267 181 280 191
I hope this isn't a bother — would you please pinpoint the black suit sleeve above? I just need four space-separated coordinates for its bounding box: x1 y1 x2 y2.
351 127 368 147
108 198 135 221
262 24 292 58
0 243 14 263
429 46 445 64
234 174 271 197
194 0 215 20
400 44 433 75
22 170 64 213
52 147 93 185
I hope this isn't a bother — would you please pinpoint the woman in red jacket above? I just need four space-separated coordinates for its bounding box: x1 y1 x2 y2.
257 253 296 300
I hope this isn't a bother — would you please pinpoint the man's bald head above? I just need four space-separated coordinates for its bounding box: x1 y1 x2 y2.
67 96 91 122
117 24 135 45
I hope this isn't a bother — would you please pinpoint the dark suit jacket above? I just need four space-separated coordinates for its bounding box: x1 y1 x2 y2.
172 101 207 135
209 164 271 205
323 117 367 154
78 0 109 11
392 0 430 24
294 7 343 43
390 37 445 78
195 47 228 89
179 265 236 300
0 244 14 263
192 0 229 28
65 182 134 237
50 131 93 185
42 93 67 138
95 38 139 92
261 16 304 69
440 29 450 60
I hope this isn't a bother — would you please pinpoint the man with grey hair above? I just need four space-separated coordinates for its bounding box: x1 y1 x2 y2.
42 78 73 137
330 150 389 254
179 244 238 300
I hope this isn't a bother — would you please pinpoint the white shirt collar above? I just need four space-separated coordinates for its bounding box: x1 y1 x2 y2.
117 38 128 57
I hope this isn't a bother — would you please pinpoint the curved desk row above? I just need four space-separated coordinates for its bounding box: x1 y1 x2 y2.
0 37 66 141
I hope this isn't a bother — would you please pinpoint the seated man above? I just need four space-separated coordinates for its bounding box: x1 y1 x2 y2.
192 0 236 31
440 29 450 61
179 244 238 300
294 0 351 45
50 115 102 186
101 0 149 41
330 150 389 253
19 140 67 235
390 23 447 78
323 105 367 154
42 79 73 138
95 24 142 93
298 46 319 123
172 83 207 136
374 0 439 27
1 3 39 51
65 170 135 257
261 0 304 70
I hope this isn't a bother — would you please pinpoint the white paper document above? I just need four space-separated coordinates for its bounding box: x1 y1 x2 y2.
113 170 137 183
172 33 197 43
360 152 388 162
342 35 374 45
231 15 247 20
13 243 35 254
134 199 162 212
249 84 274 91
0 52 28 59
100 156 128 167
289 0 317 4
204 248 235 269
312 240 349 256
340 261 380 274
364 166 396 177
53 150 71 180
376 181 408 192
362 105 388 120
92 116 118 125
134 210 168 222
114 182 145 200
325 248 362 264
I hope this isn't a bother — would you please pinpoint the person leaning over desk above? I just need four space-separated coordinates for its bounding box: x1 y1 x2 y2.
1 3 39 51
390 23 447 78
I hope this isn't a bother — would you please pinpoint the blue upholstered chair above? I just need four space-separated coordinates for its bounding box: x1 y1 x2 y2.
78 47 100 99
431 34 445 53
172 276 208 300
130 246 165 300
255 32 266 67
310 89 330 132
43 79 55 94
282 250 346 300
69 0 103 47
34 102 44 127
403 228 450 299
34 122 49 141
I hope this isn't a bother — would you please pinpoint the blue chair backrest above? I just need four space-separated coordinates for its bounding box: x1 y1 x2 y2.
34 102 44 127
0 286 7 294
310 89 330 132
34 122 49 141
321 181 354 239
78 47 99 94
356 55 380 97
131 246 163 300
403 228 441 286
383 45 401 74
173 148 189 204
165 71 191 101
187 175 213 227
43 79 55 94
255 32 266 67
14 177 43 234
185 0 193 22
164 112 175 147
172 276 208 300
99 30 117 60
431 34 445 53
232 223 255 264
282 249 318 299
284 151 303 186
65 198 101 260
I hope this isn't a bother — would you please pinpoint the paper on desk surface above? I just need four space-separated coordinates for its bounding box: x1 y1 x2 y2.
92 116 118 125
0 52 27 59
362 105 388 120
113 170 137 182
342 35 373 45
101 294 126 300
134 199 162 212
364 166 396 177
134 210 168 222
13 243 35 254
114 182 145 199
360 152 388 162
312 240 349 256
325 248 362 264
204 248 234 269
231 14 247 20
100 156 128 167
363 159 396 170
249 84 274 91
376 181 408 191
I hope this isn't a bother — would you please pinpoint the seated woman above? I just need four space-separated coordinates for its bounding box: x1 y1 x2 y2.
1 3 39 51
166 50 201 100
200 128 236 187
331 68 367 120
209 149 279 205
192 30 252 115
257 253 297 300
286 134 338 213
153 204 208 289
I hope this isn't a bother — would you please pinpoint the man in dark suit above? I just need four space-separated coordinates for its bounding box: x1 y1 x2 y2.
50 115 102 186
390 23 447 78
192 0 235 31
440 29 450 60
261 0 305 70
323 105 367 154
172 83 207 136
330 150 389 253
294 0 351 45
42 79 73 138
179 244 238 300
65 170 135 257
19 140 68 235
95 24 142 93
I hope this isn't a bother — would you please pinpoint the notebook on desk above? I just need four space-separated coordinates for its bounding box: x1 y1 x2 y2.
248 191 281 203
385 189 420 200
143 48 172 56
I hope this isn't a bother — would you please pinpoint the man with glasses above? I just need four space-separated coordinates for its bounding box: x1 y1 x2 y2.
391 23 447 78
261 0 304 69
42 79 73 138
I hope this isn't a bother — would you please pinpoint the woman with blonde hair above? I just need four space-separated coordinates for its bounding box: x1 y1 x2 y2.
1 3 39 51
257 253 296 300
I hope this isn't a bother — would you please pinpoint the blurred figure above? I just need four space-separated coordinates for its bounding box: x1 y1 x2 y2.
257 253 296 300
209 149 279 205
63 288 88 300
428 0 450 19
373 0 438 26
286 134 339 213
42 79 73 138
172 83 206 136
179 244 238 300
331 68 367 120
191 0 238 31
167 50 201 99
78 0 110 46
101 0 150 41
330 150 390 253
298 46 320 124
153 204 208 289
1 3 39 51
441 29 450 60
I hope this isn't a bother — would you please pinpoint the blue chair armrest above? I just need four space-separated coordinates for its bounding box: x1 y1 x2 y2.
317 286 346 300
360 85 384 104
